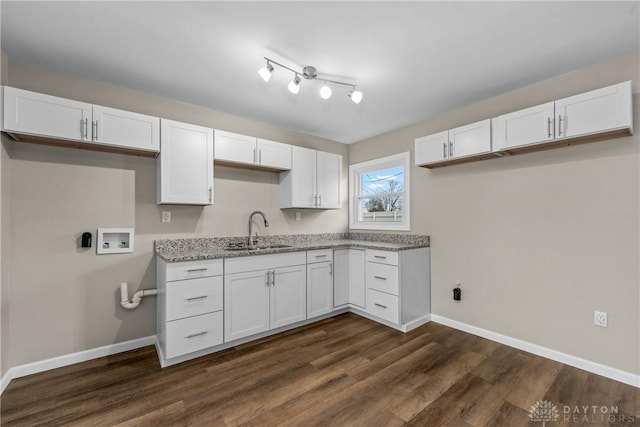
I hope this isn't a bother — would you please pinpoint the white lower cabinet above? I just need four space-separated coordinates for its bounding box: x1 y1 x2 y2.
333 248 365 308
307 250 334 318
157 258 224 364
224 252 306 342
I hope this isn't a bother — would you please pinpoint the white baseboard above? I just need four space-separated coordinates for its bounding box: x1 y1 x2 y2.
0 335 155 395
430 314 640 388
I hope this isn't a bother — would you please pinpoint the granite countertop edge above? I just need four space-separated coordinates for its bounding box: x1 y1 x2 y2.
156 234 430 263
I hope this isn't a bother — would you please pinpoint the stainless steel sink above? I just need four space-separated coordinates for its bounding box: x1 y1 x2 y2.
224 244 293 252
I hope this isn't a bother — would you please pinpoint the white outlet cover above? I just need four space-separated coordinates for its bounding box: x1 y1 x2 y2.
594 310 608 328
162 211 171 223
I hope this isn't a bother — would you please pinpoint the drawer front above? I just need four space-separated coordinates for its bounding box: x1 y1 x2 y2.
366 289 399 324
166 276 223 321
165 311 223 359
366 262 399 295
366 249 399 266
166 259 223 282
225 252 306 274
306 249 333 264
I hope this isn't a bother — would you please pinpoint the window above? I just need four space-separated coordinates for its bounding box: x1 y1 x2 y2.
349 152 410 231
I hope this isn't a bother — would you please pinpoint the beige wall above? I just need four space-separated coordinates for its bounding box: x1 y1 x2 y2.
3 58 349 368
350 52 640 374
1 49 9 378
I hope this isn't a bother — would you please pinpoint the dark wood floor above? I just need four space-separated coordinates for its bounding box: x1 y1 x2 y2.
1 313 638 426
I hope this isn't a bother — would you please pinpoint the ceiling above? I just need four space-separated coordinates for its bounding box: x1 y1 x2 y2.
1 2 638 144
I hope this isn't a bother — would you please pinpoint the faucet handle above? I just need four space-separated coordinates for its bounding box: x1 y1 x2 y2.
251 232 259 246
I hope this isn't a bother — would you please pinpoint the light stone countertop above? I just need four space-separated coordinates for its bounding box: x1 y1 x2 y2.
155 232 430 262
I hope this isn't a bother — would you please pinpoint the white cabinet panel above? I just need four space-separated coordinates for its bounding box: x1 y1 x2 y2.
166 276 223 322
492 102 555 150
91 105 159 152
316 151 342 209
366 249 399 266
158 119 213 205
415 130 448 166
257 138 292 170
224 269 271 342
366 263 399 296
2 86 92 142
366 289 399 324
556 81 632 139
271 265 307 329
333 249 350 307
165 311 223 359
449 119 492 159
348 249 366 308
166 258 222 282
214 130 256 165
307 261 333 318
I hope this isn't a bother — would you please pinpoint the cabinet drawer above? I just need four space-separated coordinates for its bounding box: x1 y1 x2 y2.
366 249 398 266
225 252 306 274
166 259 223 282
366 289 399 324
166 276 223 321
307 249 333 264
366 262 399 295
165 311 223 359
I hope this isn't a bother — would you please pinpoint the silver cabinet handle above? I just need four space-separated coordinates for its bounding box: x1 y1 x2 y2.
265 271 270 287
186 331 208 339
374 255 387 259
209 187 212 202
318 195 322 207
186 268 207 273
547 117 552 138
271 270 276 286
259 149 262 165
374 303 387 309
185 295 208 301
253 148 256 164
558 115 563 136
315 254 327 258
449 141 453 157
93 120 99 141
329 263 333 276
374 276 387 281
82 118 88 139
313 195 318 207
443 142 447 159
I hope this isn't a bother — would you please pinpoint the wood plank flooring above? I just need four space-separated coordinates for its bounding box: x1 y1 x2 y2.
1 313 638 426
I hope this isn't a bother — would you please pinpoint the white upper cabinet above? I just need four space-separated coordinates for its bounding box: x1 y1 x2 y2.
2 86 160 155
214 130 292 170
157 119 213 205
555 81 632 139
3 86 92 142
414 119 491 166
279 146 342 209
91 105 160 152
492 102 555 151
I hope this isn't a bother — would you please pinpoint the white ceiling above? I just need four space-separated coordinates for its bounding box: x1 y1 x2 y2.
1 2 638 144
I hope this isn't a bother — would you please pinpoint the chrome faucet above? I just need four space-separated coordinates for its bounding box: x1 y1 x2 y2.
248 211 269 248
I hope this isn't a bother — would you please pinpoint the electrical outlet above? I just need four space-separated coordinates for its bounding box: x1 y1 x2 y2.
161 211 171 223
594 310 608 328
295 212 301 221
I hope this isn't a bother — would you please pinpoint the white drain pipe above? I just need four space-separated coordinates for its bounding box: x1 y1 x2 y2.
120 282 157 309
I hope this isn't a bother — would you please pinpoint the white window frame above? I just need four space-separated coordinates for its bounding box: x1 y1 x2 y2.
349 152 410 231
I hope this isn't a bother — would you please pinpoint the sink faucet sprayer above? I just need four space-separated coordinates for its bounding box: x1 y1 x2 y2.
248 211 269 248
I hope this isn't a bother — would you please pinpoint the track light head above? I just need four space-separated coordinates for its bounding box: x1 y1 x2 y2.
288 75 301 94
320 83 332 100
258 62 274 82
348 88 363 104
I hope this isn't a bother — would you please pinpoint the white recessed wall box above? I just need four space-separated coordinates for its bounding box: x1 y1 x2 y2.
97 228 134 254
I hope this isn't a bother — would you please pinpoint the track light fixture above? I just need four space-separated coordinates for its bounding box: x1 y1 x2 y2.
258 57 363 104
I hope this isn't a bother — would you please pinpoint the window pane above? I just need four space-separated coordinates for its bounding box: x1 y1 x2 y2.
361 166 403 196
360 196 404 222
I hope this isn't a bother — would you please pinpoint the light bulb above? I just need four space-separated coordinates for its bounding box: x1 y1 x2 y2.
258 63 274 82
320 84 332 100
288 75 301 94
348 89 363 104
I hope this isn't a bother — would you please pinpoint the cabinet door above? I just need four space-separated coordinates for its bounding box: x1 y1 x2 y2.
449 119 492 159
556 81 632 139
349 249 366 308
256 138 292 170
316 151 342 209
158 119 213 205
270 265 307 329
492 102 555 151
2 86 92 142
91 105 159 152
214 130 256 165
224 270 270 342
333 249 350 307
414 130 449 166
307 261 333 318
280 146 316 208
